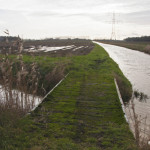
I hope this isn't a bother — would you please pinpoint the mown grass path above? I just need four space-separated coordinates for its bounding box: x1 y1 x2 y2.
3 44 137 150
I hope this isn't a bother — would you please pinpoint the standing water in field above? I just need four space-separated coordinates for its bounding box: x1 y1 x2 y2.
0 84 42 111
95 42 150 141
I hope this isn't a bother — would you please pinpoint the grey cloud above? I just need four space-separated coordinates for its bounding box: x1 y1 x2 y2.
19 6 150 26
64 9 150 25
0 0 150 39
0 8 27 25
0 8 20 14
122 10 150 25
29 11 60 17
29 10 106 22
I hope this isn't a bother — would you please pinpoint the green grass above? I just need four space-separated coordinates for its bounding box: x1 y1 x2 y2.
0 44 137 149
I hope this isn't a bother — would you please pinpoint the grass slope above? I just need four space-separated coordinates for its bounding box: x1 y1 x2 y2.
0 44 136 150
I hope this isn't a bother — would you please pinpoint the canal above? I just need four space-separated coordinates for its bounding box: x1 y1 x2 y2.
95 42 150 140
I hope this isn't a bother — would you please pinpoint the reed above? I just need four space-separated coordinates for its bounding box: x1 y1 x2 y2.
144 45 150 54
0 32 66 114
128 94 150 150
0 33 40 113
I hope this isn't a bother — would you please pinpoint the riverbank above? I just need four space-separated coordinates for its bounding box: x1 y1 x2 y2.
0 44 137 149
96 40 150 55
97 42 150 148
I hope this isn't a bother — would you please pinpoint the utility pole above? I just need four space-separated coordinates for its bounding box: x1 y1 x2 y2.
110 12 116 40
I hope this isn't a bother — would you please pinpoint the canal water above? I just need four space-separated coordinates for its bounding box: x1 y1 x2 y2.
95 42 150 140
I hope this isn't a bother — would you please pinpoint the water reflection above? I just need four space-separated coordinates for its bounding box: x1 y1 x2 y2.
133 90 148 103
0 84 42 111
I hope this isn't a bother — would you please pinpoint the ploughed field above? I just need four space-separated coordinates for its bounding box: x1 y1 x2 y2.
0 39 94 57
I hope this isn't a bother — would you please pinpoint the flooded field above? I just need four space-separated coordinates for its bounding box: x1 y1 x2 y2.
23 45 93 57
0 84 42 110
0 39 94 57
96 42 150 141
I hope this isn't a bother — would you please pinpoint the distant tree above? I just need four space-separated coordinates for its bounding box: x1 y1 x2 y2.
0 36 18 42
124 36 150 42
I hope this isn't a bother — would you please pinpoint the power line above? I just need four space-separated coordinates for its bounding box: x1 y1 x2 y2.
110 12 116 40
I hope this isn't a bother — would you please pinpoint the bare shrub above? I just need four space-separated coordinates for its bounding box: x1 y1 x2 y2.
0 32 40 113
144 45 150 54
0 31 68 113
0 54 40 112
127 95 150 150
45 62 65 83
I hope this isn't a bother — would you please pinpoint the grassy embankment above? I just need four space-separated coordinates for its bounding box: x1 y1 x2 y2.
98 40 150 55
0 54 70 96
0 44 136 149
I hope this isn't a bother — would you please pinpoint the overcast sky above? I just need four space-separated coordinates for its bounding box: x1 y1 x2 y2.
0 0 150 39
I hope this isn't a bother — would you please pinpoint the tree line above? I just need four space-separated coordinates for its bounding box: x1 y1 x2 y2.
0 36 18 42
124 36 150 42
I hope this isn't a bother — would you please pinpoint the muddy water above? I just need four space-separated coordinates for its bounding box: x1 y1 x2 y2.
0 85 42 110
95 42 150 140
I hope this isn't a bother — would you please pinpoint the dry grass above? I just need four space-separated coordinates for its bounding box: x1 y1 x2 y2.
114 72 150 149
127 95 150 150
0 33 65 114
0 32 68 138
144 45 150 54
0 35 40 113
